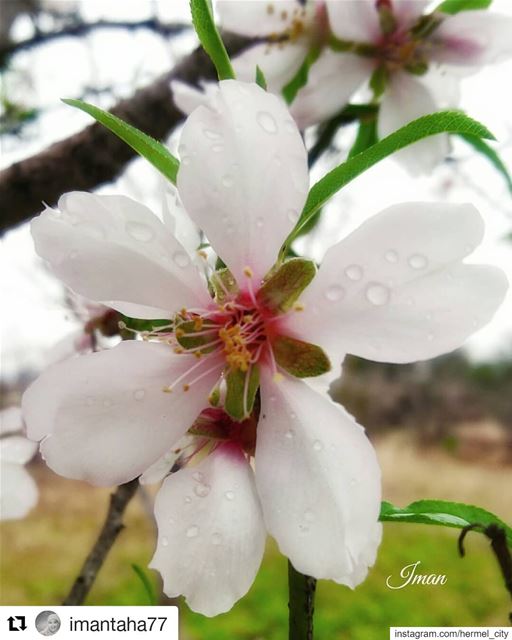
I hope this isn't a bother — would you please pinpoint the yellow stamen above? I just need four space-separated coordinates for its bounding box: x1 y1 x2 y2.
243 266 253 278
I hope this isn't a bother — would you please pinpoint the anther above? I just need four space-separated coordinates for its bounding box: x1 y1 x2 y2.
293 302 305 312
183 384 190 392
243 266 253 278
273 372 284 383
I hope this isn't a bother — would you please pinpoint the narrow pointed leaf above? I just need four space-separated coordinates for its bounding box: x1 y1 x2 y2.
282 48 319 105
437 0 492 14
380 500 512 546
131 564 157 605
348 117 378 158
457 133 512 194
255 66 268 91
190 0 235 80
62 99 179 184
286 111 495 246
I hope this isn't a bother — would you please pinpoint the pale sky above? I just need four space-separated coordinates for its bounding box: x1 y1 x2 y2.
1 0 511 380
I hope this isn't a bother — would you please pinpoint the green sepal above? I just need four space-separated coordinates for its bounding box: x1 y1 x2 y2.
224 365 260 421
176 320 218 352
282 47 320 105
210 268 238 303
404 60 429 75
257 258 316 314
255 66 268 91
272 336 331 378
410 14 443 39
369 65 389 99
378 6 397 35
436 0 492 15
119 315 171 332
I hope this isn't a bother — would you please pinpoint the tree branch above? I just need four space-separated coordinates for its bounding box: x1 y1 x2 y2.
0 19 190 65
288 561 317 640
0 34 249 235
62 478 139 606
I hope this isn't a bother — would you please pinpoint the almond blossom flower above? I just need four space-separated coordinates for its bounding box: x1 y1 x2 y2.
22 81 506 615
0 407 38 520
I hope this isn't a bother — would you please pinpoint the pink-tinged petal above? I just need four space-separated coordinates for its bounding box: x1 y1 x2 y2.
430 12 512 68
379 72 450 175
291 50 373 129
31 193 209 320
22 341 223 486
0 463 38 521
232 40 309 93
150 444 266 616
286 203 508 364
0 436 37 465
217 0 315 37
256 370 381 585
178 80 309 284
326 0 380 43
0 406 23 435
171 80 218 116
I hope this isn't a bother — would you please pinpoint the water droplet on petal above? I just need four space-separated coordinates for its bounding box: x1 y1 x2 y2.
285 430 294 440
186 525 199 538
255 216 264 229
365 283 390 306
211 143 224 153
287 208 299 223
257 111 278 134
345 264 363 281
161 536 169 547
173 250 190 268
211 532 222 546
408 254 428 270
194 483 211 498
126 221 154 242
427 332 435 342
384 250 399 264
284 120 296 133
184 496 192 504
222 174 234 188
313 440 323 451
298 524 309 534
133 389 145 401
303 509 314 522
69 250 79 260
203 128 222 140
324 284 345 302
224 491 235 501
178 143 187 156
181 156 192 166
192 471 204 482
349 477 358 487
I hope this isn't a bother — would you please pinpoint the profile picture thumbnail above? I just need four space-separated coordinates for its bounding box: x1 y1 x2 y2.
35 611 61 636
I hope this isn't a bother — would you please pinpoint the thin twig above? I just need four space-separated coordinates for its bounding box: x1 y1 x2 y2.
62 478 139 605
288 561 317 640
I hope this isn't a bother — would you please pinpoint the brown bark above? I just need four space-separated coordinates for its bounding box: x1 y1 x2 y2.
0 35 248 235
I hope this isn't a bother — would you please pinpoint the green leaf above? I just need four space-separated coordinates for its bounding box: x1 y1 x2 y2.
257 258 316 313
348 117 378 158
131 564 157 605
62 99 179 184
457 133 512 194
282 48 320 105
286 111 495 247
273 336 331 378
380 500 512 547
255 65 268 91
190 0 235 80
224 365 260 421
437 0 492 14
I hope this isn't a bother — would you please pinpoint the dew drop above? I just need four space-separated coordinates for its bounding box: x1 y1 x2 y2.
313 440 323 452
173 250 190 268
222 174 234 188
298 524 310 534
408 253 428 270
303 509 314 523
194 483 211 498
184 496 192 504
384 250 399 264
287 208 299 223
203 128 222 140
69 250 79 260
345 264 363 281
211 532 222 546
284 430 294 440
255 216 264 229
192 471 204 482
126 221 154 242
349 478 358 487
284 120 296 133
133 389 145 401
186 525 199 538
257 111 278 134
178 143 187 156
181 155 192 166
161 536 169 547
224 490 235 501
365 283 390 306
211 143 224 153
427 332 435 342
324 284 345 302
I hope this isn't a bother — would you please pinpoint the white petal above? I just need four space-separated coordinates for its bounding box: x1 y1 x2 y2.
149 444 266 616
326 0 380 43
431 12 512 67
0 463 38 521
31 193 209 320
139 436 193 485
22 341 222 486
218 0 315 37
177 80 309 284
0 435 37 465
392 0 429 27
291 50 373 129
256 371 381 585
232 40 309 93
286 202 508 364
171 80 217 116
0 406 23 435
379 72 450 175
